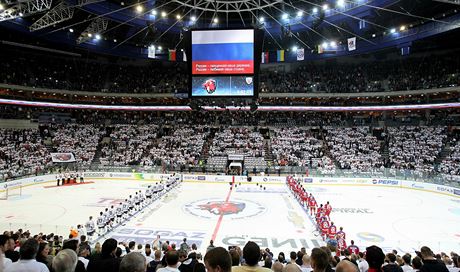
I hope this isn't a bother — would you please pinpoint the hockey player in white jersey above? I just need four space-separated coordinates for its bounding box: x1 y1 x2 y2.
116 203 123 224
96 211 106 235
85 216 96 242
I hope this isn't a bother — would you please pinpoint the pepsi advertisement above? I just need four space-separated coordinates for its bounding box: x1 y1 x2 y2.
191 76 254 97
186 28 264 99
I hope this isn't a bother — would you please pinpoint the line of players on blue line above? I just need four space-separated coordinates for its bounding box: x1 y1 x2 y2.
80 174 181 243
287 176 348 253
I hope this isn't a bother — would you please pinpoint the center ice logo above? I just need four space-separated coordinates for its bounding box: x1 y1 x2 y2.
199 201 245 215
183 198 266 220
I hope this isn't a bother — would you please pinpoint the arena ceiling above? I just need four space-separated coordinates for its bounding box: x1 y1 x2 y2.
0 0 459 56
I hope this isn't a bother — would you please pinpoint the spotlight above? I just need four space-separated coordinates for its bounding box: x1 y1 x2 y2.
158 46 162 50
113 39 117 42
390 28 396 33
18 12 23 17
330 41 336 47
282 13 288 20
372 33 376 38
312 7 318 13
191 16 196 22
176 14 181 19
87 33 93 37
322 4 328 10
135 5 143 13
297 10 303 17
151 10 157 15
161 11 167 17
322 42 328 48
69 28 74 33
213 17 218 23
400 25 406 31
95 34 101 40
292 45 298 51
337 0 345 7
259 16 265 22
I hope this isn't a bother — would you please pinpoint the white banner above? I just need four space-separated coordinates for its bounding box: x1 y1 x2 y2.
297 48 305 61
347 37 356 51
51 153 76 163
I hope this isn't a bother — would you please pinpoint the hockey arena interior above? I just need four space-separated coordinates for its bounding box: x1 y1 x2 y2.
1 0 460 271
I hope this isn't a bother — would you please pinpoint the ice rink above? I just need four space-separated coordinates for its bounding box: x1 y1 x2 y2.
1 177 460 254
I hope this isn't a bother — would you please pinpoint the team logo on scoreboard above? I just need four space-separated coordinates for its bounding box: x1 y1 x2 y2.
183 198 266 220
202 79 217 94
245 77 253 85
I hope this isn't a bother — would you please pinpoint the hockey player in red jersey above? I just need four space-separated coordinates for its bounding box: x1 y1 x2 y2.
336 227 346 241
328 222 337 239
347 240 359 255
309 196 317 215
320 216 330 240
325 201 332 217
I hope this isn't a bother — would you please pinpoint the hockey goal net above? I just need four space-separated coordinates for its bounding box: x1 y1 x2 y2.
0 186 22 200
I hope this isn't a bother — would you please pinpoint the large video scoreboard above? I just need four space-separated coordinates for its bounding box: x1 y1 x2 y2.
187 28 262 98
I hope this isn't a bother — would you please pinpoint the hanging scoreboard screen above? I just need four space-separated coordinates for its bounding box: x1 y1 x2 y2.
191 76 254 96
191 29 254 75
187 28 263 98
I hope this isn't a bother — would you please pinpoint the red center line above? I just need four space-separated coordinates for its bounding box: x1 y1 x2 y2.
211 176 235 241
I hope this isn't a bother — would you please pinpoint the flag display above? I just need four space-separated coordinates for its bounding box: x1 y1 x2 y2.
261 52 269 64
169 49 176 61
147 45 155 59
51 153 76 163
191 29 254 74
277 50 285 62
297 48 305 61
347 37 356 51
318 45 324 54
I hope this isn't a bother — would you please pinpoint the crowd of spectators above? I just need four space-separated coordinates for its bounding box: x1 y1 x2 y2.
270 128 325 167
99 125 159 166
260 54 460 93
325 127 384 172
0 129 51 180
1 227 459 272
51 124 105 168
1 48 459 94
99 125 209 169
1 106 460 180
209 128 264 157
148 126 209 168
388 126 447 175
439 137 460 176
0 50 187 94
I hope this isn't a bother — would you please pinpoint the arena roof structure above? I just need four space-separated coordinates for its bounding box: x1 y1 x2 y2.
1 0 460 59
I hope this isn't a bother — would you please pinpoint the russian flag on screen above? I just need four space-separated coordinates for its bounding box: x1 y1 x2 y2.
192 29 254 75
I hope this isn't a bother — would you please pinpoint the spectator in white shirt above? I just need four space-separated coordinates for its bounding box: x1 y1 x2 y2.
5 238 49 272
357 252 369 272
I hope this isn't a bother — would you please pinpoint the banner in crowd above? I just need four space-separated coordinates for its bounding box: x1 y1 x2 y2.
50 153 76 163
347 37 356 51
297 48 305 61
